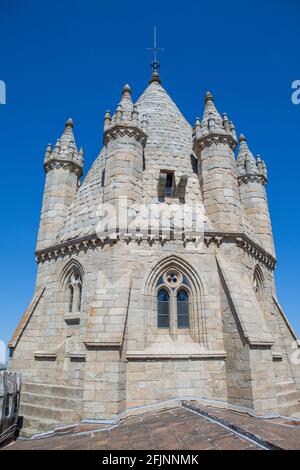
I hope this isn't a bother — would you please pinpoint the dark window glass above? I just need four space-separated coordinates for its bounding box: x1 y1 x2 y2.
157 289 170 328
165 173 173 197
77 284 82 311
177 289 189 328
101 169 105 188
68 285 74 313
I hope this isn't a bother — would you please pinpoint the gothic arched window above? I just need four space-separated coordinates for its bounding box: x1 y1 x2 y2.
67 269 83 313
253 266 264 302
177 289 189 328
156 270 191 331
253 265 266 317
157 289 170 328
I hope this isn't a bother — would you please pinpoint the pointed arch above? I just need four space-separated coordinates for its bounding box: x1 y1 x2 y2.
60 259 85 289
143 254 206 345
60 259 84 314
253 264 266 316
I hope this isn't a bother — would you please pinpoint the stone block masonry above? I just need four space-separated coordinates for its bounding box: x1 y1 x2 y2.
8 68 300 435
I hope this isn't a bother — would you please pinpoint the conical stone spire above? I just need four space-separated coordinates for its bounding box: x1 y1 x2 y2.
110 84 134 124
237 134 258 176
43 118 83 174
194 92 237 148
194 91 237 149
60 118 77 154
201 92 224 132
103 85 147 147
37 118 83 251
119 84 133 119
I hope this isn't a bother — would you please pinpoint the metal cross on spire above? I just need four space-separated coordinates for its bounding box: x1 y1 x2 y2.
147 26 164 72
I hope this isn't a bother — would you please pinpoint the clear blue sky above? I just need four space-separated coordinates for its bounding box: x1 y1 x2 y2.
0 0 299 351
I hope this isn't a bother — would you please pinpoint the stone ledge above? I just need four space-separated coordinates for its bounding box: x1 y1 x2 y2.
68 353 86 362
34 352 57 361
35 231 276 270
64 314 80 325
84 341 121 350
126 350 227 361
248 341 274 348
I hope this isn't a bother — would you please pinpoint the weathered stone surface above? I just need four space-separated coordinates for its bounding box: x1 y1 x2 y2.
0 372 21 447
8 73 300 436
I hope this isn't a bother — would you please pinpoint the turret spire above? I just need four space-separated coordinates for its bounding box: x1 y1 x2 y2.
119 84 133 118
237 135 273 254
43 118 82 172
193 92 237 146
237 134 258 175
193 91 242 233
202 92 223 131
37 118 83 251
147 26 164 84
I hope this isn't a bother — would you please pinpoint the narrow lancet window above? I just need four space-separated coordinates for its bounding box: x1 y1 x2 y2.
157 289 170 328
177 289 189 328
68 285 74 313
77 283 82 312
65 267 83 314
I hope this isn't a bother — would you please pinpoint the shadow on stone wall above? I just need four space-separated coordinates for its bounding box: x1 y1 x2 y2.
0 371 21 447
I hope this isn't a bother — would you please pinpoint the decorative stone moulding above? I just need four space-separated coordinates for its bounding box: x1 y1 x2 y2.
126 350 227 361
238 174 267 186
234 235 276 270
35 231 276 271
34 352 57 360
43 159 82 177
163 270 183 288
193 133 237 152
104 125 147 147
83 341 121 350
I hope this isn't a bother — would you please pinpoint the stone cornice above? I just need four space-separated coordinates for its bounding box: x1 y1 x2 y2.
104 124 147 147
238 173 267 186
35 231 276 270
204 231 276 270
193 133 237 152
44 158 82 177
126 350 227 360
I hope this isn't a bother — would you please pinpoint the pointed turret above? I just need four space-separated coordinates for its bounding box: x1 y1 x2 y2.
193 92 242 232
104 110 111 131
237 134 258 176
194 92 237 144
119 84 133 119
237 134 274 255
43 118 83 172
102 84 147 222
202 92 224 133
36 119 83 251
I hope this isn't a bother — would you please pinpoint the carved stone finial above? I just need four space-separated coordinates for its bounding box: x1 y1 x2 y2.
65 118 74 129
131 105 139 121
104 110 111 130
115 104 123 123
205 91 214 103
45 143 52 160
122 84 131 96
